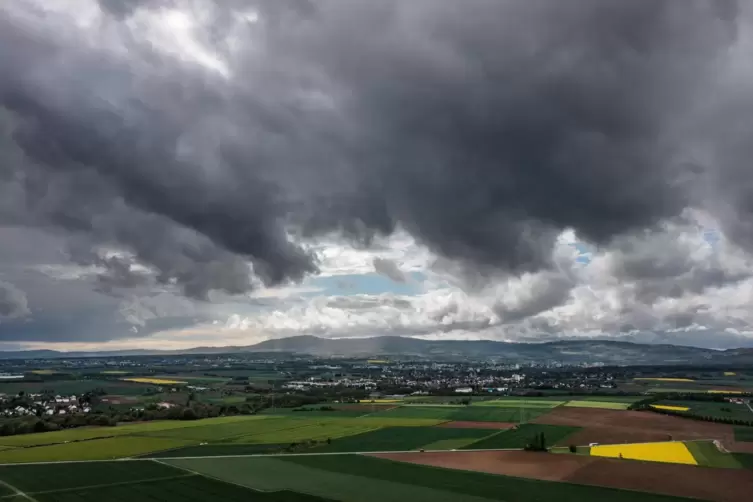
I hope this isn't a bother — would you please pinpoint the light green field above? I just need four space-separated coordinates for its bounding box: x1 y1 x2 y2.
234 422 379 444
0 416 268 447
138 417 313 441
0 436 195 463
685 440 745 468
564 401 630 410
474 399 564 408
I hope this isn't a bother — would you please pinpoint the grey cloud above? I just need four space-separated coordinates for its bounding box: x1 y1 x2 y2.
372 257 407 283
494 273 574 323
325 295 412 310
0 281 29 319
610 229 751 304
0 0 744 305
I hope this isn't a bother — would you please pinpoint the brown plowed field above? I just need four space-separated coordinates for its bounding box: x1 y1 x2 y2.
436 421 516 430
533 407 753 452
370 450 753 502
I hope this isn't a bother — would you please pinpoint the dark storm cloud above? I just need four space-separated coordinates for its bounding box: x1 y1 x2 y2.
0 281 29 319
0 0 745 303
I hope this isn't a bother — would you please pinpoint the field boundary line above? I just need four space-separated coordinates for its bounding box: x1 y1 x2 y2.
21 473 196 496
0 479 39 502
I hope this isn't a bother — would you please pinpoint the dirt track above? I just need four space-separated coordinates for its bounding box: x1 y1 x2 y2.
533 407 753 452
369 450 753 502
436 421 515 430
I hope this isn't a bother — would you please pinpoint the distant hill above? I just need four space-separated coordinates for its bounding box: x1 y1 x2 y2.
2 335 753 365
243 335 746 365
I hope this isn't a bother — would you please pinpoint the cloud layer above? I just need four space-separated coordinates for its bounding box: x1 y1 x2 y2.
1 1 753 349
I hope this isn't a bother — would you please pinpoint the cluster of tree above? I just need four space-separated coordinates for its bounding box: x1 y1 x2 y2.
524 432 547 452
627 396 661 411
657 392 752 402
292 406 336 412
647 406 753 427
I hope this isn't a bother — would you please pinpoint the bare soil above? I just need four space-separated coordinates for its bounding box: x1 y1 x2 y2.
369 450 753 502
534 407 753 452
436 421 516 430
369 450 591 481
567 456 753 502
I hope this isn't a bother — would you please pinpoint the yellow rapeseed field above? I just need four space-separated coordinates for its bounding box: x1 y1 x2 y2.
724 372 736 376
121 377 186 385
365 399 402 403
367 359 389 364
708 390 743 394
590 441 697 465
633 377 695 382
650 404 690 412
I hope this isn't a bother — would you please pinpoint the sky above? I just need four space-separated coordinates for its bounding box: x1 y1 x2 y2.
3 0 753 351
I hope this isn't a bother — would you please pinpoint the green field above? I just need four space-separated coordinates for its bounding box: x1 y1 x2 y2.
167 453 696 502
364 406 456 420
137 417 310 442
313 426 493 453
564 400 630 410
473 399 564 408
462 424 581 450
733 453 753 469
258 408 369 418
0 460 329 501
574 395 644 403
685 441 744 468
370 405 546 422
234 422 378 444
0 436 195 463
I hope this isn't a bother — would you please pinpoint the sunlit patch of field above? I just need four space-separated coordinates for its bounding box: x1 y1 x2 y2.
121 377 186 385
650 404 690 412
634 378 695 382
590 441 697 465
